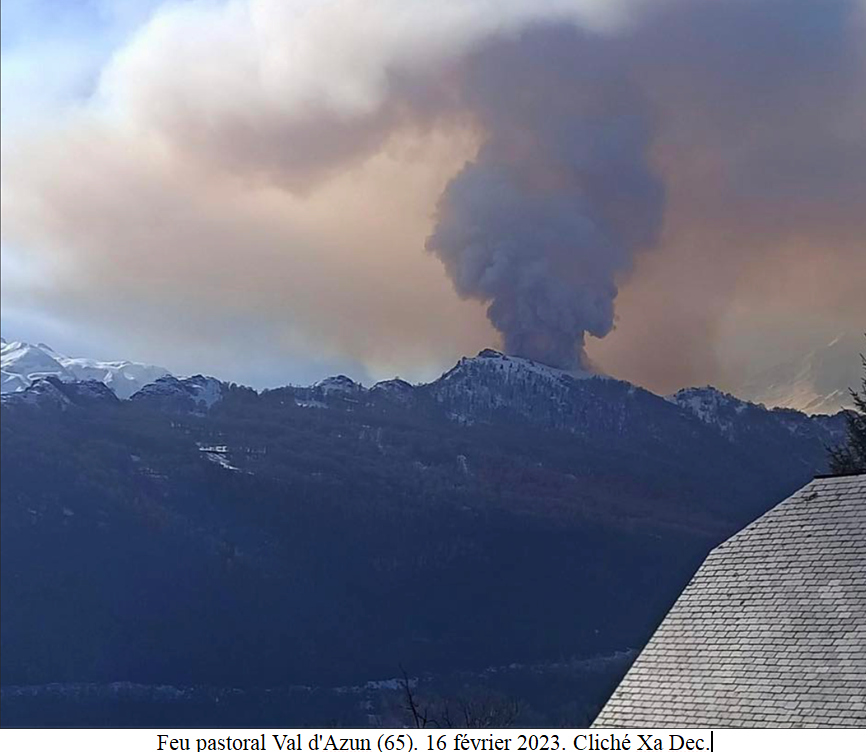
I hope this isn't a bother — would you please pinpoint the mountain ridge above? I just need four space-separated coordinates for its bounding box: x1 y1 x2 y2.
3 336 856 420
4 348 850 452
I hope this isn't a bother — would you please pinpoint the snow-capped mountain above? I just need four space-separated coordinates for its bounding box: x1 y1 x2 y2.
727 333 862 415
0 376 119 410
667 385 842 447
3 371 226 414
0 339 169 399
1 341 850 467
255 348 846 448
434 348 594 393
422 349 676 434
667 386 753 439
130 375 224 412
313 374 366 397
419 352 845 474
369 377 415 404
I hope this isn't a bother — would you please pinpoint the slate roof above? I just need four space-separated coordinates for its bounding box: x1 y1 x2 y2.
593 474 866 728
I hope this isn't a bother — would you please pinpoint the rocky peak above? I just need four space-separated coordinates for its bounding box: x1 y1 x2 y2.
131 375 223 412
313 375 366 396
1 376 118 410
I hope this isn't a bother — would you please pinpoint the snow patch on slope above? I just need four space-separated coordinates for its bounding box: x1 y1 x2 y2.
185 375 224 408
198 444 240 471
314 375 366 396
441 349 594 388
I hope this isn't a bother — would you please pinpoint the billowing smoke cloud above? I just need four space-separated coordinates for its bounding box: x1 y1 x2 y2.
427 27 664 369
2 0 865 389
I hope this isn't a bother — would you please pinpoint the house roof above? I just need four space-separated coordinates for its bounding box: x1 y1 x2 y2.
593 474 866 728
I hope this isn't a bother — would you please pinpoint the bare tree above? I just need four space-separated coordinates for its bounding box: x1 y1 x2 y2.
397 665 520 729
441 695 521 729
399 665 432 728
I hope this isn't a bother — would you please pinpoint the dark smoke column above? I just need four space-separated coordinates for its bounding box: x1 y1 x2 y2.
426 26 665 370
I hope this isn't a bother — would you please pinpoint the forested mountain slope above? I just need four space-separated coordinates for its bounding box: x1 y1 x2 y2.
0 351 846 725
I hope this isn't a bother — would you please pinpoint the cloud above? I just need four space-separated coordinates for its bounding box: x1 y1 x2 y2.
2 0 865 390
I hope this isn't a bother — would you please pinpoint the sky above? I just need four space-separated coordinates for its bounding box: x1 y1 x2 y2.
2 0 865 392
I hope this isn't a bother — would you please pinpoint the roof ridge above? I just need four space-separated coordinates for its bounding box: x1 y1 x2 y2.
813 471 866 479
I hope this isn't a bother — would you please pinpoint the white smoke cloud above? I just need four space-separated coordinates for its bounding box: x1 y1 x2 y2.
93 0 624 189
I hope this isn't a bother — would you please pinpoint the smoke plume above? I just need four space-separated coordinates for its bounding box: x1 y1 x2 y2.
427 27 664 369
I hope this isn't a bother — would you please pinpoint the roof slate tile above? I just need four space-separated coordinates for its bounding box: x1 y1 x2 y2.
593 475 866 728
